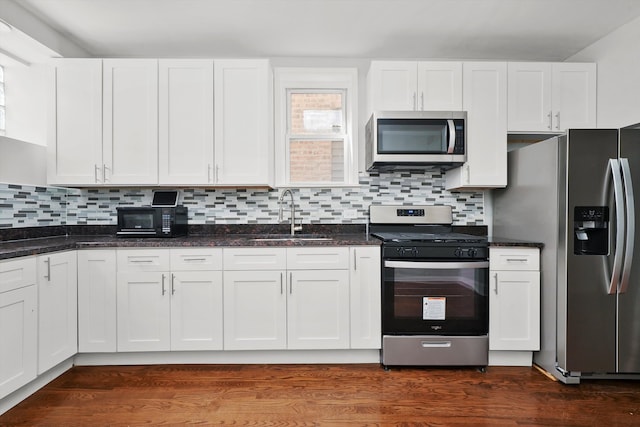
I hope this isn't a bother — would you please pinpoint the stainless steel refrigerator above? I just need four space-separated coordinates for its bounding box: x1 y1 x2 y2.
492 127 640 384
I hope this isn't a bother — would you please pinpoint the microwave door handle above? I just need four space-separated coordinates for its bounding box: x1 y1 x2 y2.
447 119 455 154
620 158 635 294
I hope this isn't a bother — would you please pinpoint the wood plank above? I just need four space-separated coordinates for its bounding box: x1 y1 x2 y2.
1 364 640 425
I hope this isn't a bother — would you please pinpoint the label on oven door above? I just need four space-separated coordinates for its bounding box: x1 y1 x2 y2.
423 297 446 320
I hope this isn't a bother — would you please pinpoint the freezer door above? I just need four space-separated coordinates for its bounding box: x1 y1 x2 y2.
618 128 640 373
561 129 619 374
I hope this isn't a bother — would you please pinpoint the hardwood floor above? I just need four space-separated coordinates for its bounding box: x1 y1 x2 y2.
1 364 640 426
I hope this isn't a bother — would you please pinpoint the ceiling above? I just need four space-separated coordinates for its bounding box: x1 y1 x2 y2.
6 0 640 61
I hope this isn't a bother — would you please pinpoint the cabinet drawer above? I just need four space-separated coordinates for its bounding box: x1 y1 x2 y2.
0 257 37 294
287 247 349 270
117 249 170 272
170 248 222 271
490 247 539 271
223 248 286 270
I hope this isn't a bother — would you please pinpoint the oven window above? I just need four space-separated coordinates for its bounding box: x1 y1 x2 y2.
383 263 488 335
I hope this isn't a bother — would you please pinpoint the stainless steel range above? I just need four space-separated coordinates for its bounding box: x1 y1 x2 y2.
369 205 489 368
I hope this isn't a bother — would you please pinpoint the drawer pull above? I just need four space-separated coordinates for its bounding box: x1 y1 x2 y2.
421 341 451 348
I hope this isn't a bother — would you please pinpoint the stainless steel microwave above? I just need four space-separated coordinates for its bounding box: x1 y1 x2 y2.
365 111 467 171
116 206 188 238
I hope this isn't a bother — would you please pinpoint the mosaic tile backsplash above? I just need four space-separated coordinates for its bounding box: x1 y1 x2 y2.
0 171 485 230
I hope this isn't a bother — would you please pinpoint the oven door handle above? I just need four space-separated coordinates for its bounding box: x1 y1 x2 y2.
384 260 489 269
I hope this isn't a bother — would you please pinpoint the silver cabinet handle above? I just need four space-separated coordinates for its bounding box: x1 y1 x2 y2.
130 259 154 263
215 164 219 183
493 272 499 294
208 164 212 183
353 250 357 271
547 111 553 130
506 258 528 263
555 111 561 130
420 92 424 111
280 273 283 295
413 92 417 110
103 164 109 182
183 257 207 262
44 257 51 281
620 158 635 294
161 274 166 296
171 273 176 295
94 164 100 183
289 272 293 294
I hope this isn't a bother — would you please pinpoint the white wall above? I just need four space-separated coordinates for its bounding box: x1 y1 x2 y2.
569 15 640 128
4 64 48 146
0 136 46 185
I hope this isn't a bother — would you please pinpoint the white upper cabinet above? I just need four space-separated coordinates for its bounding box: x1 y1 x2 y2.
508 62 596 132
158 59 215 185
367 61 417 112
446 62 507 190
367 61 462 113
417 62 463 111
103 59 159 185
214 59 273 186
47 59 103 185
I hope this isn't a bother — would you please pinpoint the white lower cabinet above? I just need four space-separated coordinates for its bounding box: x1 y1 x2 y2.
0 257 37 399
223 247 365 350
37 251 78 374
116 249 223 352
349 247 382 349
223 269 287 350
78 250 117 352
489 247 540 365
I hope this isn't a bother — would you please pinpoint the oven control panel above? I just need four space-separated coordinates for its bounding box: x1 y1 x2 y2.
383 245 488 260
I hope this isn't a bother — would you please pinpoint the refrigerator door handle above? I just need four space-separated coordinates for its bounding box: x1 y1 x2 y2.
608 159 625 295
620 158 635 294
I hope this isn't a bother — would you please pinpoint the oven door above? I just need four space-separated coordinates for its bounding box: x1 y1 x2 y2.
382 259 489 336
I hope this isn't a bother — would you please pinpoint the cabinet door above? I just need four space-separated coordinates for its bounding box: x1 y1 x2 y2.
214 59 272 186
223 270 286 350
349 247 381 349
551 63 596 130
103 59 158 184
367 61 417 112
489 270 540 351
47 59 103 185
0 282 37 399
158 59 215 185
37 252 77 374
117 271 171 352
170 271 223 351
446 62 507 190
287 270 350 350
417 62 463 111
77 250 117 353
507 62 553 132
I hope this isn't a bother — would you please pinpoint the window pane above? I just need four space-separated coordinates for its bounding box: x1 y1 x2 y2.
289 139 344 183
289 92 343 134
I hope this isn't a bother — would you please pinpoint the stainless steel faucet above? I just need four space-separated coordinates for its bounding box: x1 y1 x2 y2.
279 189 302 235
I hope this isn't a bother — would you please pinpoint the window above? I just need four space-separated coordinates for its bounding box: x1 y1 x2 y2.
0 65 5 136
275 68 358 186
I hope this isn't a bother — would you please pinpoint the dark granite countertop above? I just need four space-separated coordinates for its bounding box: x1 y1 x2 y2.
0 232 380 261
489 237 544 248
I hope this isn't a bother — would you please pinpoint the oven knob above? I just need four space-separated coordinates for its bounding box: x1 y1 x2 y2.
468 248 478 258
454 247 463 257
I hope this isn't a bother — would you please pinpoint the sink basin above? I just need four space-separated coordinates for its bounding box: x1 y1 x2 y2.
251 236 333 242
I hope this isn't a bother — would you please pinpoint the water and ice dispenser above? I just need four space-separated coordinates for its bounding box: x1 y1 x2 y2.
574 206 609 255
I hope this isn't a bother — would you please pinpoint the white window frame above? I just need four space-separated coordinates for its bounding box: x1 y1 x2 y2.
274 67 358 187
